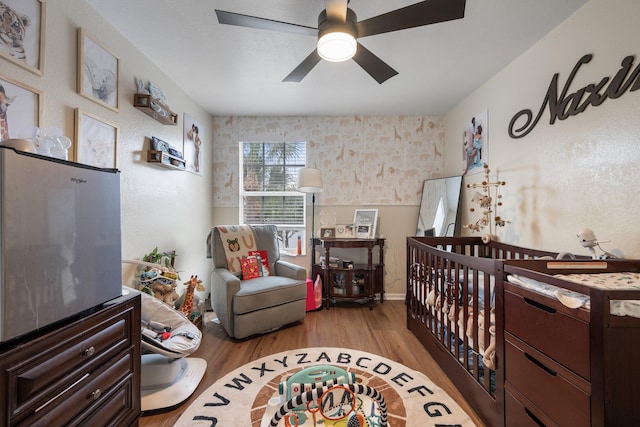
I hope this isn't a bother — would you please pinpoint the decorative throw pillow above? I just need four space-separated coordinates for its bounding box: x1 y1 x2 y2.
249 250 270 276
241 256 261 280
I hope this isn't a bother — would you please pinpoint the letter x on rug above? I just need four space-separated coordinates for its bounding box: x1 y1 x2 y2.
175 347 476 426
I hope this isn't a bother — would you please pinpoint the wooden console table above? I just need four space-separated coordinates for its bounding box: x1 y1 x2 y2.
312 238 385 309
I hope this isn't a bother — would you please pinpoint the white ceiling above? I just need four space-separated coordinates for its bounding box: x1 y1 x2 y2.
85 0 589 116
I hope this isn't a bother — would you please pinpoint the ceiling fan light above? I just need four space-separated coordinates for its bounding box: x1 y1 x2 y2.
317 31 357 62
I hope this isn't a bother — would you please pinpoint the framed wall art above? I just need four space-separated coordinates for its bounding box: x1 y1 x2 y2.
353 209 378 239
77 28 119 111
462 109 488 175
74 109 118 168
0 73 42 140
183 113 203 175
0 0 46 75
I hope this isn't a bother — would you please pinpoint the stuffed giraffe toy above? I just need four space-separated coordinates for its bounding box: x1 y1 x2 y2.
179 275 204 318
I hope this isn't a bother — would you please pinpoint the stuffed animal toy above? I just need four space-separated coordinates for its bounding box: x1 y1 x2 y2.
140 267 179 306
177 275 205 318
151 279 179 306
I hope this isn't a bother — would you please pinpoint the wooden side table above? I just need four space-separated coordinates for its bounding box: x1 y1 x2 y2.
312 238 385 309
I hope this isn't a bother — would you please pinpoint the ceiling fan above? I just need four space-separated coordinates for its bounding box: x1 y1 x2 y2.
215 0 466 84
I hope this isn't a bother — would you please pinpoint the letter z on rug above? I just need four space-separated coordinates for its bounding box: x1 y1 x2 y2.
174 347 476 426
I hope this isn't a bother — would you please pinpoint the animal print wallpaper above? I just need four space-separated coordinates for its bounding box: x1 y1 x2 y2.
211 115 445 207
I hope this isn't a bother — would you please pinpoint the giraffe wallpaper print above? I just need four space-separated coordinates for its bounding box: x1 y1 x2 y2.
212 115 445 207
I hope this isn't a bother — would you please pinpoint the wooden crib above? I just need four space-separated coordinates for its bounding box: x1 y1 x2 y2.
406 237 560 426
407 237 640 426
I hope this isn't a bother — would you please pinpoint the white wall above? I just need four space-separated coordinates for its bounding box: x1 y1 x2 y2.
0 0 213 295
444 0 640 258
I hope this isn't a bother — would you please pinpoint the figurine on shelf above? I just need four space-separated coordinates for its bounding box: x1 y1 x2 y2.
134 77 150 95
134 77 172 116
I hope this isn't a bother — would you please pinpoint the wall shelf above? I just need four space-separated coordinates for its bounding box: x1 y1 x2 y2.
133 94 178 125
147 150 186 170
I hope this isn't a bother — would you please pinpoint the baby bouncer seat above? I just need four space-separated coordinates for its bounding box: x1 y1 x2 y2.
127 287 207 411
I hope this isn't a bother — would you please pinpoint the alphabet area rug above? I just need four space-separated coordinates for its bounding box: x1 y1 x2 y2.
175 347 476 426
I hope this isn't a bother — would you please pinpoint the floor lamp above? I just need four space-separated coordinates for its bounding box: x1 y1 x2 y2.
297 167 323 275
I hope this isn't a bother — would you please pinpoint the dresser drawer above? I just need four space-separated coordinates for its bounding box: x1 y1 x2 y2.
78 378 138 427
506 389 559 427
505 334 590 427
504 284 590 379
14 318 130 406
17 350 134 427
1 296 138 424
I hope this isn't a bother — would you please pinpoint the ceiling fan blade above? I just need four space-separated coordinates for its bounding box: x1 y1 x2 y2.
325 0 349 22
355 0 466 38
282 50 322 82
352 43 398 84
215 10 318 37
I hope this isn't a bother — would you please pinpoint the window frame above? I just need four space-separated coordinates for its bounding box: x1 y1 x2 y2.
239 141 307 255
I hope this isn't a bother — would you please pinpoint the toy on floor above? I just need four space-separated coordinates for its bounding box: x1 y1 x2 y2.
261 365 388 427
178 275 205 318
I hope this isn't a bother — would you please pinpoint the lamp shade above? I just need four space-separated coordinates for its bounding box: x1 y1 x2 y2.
297 167 323 193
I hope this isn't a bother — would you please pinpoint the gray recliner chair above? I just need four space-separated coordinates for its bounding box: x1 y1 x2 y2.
207 225 307 339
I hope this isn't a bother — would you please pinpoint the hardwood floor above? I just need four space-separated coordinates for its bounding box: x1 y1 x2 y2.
138 301 486 426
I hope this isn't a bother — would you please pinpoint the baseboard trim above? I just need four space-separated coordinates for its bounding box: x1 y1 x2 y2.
378 292 406 301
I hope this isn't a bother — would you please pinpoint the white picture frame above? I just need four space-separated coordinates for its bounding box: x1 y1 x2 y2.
353 209 378 239
335 223 354 239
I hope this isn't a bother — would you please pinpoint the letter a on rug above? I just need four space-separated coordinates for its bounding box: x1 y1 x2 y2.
175 347 476 426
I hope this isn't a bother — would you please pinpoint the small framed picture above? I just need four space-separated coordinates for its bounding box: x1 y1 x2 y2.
320 228 336 238
0 0 46 76
77 28 119 111
74 108 118 168
0 74 42 140
353 209 378 239
335 224 354 239
355 224 371 239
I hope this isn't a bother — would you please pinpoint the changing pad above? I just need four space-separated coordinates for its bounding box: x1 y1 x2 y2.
507 272 640 318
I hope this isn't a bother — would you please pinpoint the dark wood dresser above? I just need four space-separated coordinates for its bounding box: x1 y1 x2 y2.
0 293 141 426
503 262 640 426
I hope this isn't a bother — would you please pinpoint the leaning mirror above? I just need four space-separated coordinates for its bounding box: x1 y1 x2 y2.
416 176 463 237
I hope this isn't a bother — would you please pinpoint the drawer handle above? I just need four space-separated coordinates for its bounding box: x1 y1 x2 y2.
525 352 557 376
524 407 546 426
91 388 102 400
83 346 96 357
35 373 90 413
524 297 556 314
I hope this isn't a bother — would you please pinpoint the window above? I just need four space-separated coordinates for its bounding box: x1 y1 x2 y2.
239 141 307 254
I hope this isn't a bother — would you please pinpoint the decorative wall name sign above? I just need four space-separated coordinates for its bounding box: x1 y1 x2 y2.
509 53 640 138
